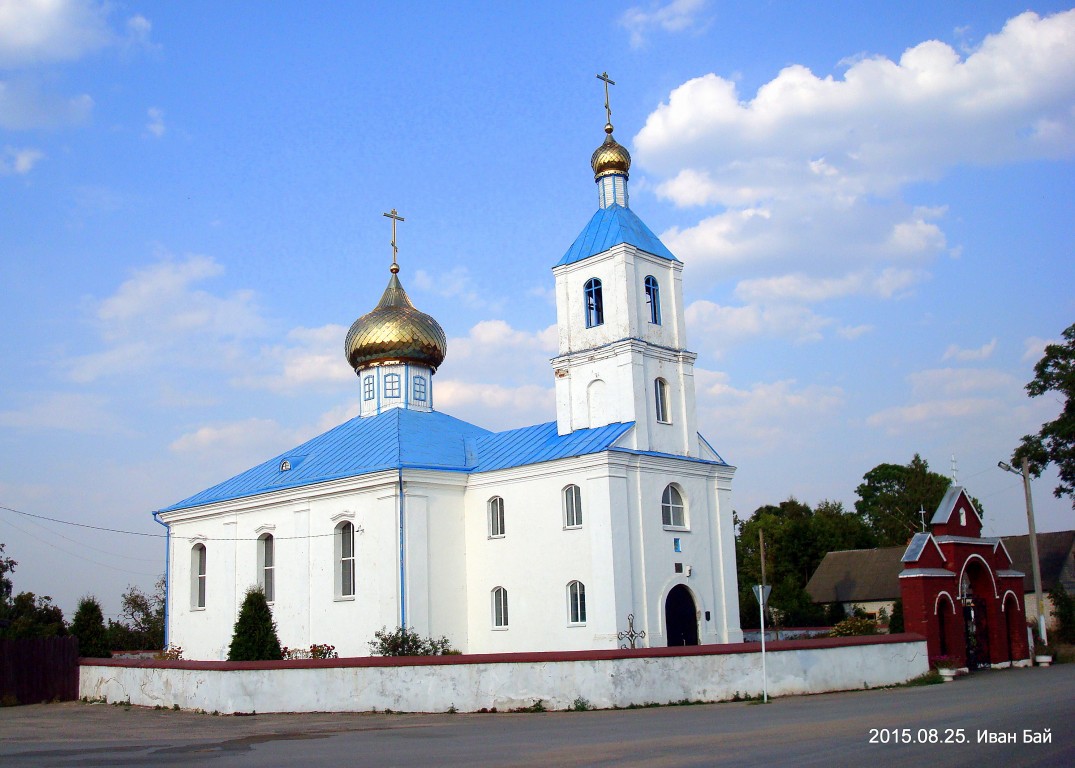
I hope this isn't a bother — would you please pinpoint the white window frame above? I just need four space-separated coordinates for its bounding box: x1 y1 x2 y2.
335 521 355 599
492 586 509 629
563 484 582 529
488 496 505 538
567 580 587 625
662 484 687 529
362 375 375 401
191 543 206 610
655 377 670 423
413 375 427 402
257 533 275 603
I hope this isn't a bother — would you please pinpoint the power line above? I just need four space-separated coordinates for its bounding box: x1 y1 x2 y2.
0 504 339 541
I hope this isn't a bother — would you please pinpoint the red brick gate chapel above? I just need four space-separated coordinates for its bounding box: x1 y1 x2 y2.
899 486 1030 669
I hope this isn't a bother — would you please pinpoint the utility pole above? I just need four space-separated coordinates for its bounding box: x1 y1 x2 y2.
999 458 1047 646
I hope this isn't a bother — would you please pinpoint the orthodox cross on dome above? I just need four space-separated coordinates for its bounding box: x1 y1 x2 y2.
596 71 615 130
383 208 405 274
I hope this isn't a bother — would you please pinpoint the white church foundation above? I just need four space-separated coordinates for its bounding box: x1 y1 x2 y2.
80 635 927 714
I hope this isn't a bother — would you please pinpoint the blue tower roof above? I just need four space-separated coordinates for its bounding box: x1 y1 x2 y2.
557 204 678 266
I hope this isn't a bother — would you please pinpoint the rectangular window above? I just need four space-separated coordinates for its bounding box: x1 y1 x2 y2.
362 376 375 401
413 376 427 402
655 378 670 423
385 373 401 398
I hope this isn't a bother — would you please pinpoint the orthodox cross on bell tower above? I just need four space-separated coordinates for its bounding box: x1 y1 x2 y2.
596 71 615 129
383 208 405 274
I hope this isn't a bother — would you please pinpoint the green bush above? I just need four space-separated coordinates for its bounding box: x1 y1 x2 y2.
888 598 904 634
227 587 282 661
1050 584 1075 644
829 616 879 637
71 596 111 658
369 626 456 656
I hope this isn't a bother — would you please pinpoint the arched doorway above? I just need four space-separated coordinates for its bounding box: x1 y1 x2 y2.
960 560 993 670
665 585 698 646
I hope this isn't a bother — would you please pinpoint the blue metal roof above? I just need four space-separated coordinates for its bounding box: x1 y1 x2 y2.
557 205 679 266
470 421 634 472
160 409 491 512
160 412 637 512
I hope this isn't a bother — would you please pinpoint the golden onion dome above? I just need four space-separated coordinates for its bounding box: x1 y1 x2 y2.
591 123 631 180
345 269 447 373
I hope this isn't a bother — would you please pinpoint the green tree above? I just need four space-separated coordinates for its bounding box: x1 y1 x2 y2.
1013 322 1075 507
227 587 282 661
854 455 955 546
0 592 67 639
71 596 111 658
0 543 15 609
735 498 876 628
108 576 166 650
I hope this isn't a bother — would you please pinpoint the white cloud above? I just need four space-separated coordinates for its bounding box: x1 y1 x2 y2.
0 79 93 129
145 106 164 137
620 0 708 49
0 392 121 433
695 369 844 455
734 267 924 304
236 324 353 393
70 254 266 382
434 380 555 431
866 398 997 434
413 266 498 311
686 299 833 352
0 145 43 174
1022 335 1054 362
637 11 1075 189
837 324 873 340
907 367 1017 397
638 10 1075 304
942 338 997 361
0 0 111 66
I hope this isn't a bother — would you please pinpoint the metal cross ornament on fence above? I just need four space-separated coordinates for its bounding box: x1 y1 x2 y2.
618 613 646 649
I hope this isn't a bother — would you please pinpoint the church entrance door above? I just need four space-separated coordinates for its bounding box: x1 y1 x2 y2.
665 585 699 646
963 598 990 670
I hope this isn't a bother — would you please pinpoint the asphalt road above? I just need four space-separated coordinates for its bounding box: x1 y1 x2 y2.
1 664 1072 768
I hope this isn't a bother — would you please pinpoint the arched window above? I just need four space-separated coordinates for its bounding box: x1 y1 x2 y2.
567 580 587 624
258 534 275 602
488 496 505 538
363 376 375 401
584 278 604 328
191 544 206 609
335 521 355 598
492 586 509 628
563 484 582 528
662 484 686 528
413 375 427 402
655 378 670 423
644 276 661 325
384 373 401 398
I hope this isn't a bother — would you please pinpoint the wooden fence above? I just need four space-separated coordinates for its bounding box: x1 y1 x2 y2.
0 637 80 705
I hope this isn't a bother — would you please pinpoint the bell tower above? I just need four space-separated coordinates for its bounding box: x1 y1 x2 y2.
550 75 699 457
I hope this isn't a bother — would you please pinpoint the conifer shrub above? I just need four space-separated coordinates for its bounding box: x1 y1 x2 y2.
227 587 283 661
71 596 111 658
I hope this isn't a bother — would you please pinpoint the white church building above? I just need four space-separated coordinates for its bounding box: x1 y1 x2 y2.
156 96 743 660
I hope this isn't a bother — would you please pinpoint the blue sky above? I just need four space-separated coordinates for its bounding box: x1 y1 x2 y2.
1 1 1073 621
